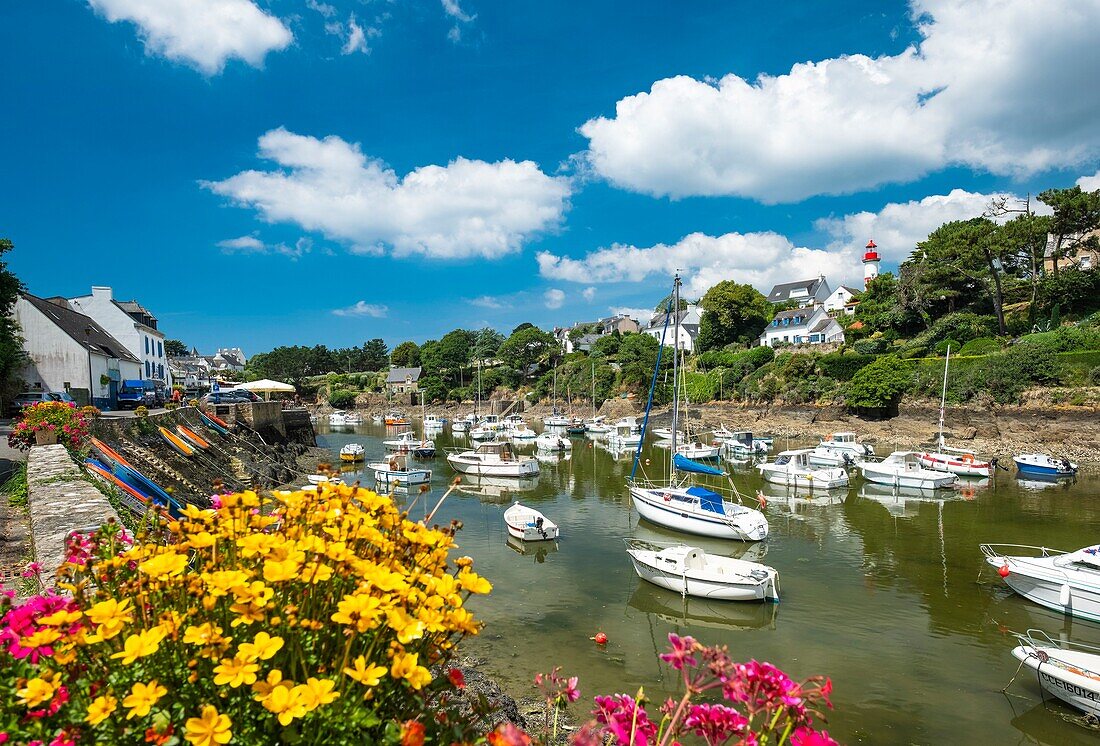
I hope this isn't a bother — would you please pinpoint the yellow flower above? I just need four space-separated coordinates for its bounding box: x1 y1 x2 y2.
203 569 251 597
17 677 56 708
331 593 382 632
189 531 216 549
111 626 167 665
184 704 232 746
387 607 426 644
38 608 83 627
296 677 339 711
87 598 133 639
138 551 189 579
20 628 62 648
229 601 265 627
344 655 387 686
181 504 213 521
391 652 432 690
123 680 167 719
236 533 277 557
251 669 285 701
262 683 307 725
85 694 117 726
183 622 224 646
213 655 260 688
238 631 284 662
262 557 301 583
457 569 492 594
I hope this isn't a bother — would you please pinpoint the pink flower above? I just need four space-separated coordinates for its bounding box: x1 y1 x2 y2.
684 703 749 745
790 727 839 746
592 694 657 746
22 562 41 577
659 633 698 671
210 495 223 509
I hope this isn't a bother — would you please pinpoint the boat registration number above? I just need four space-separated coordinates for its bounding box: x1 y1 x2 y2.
1041 671 1100 702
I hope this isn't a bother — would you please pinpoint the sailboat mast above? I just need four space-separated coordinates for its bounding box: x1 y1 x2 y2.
476 359 481 419
591 361 596 420
938 345 950 448
669 274 682 479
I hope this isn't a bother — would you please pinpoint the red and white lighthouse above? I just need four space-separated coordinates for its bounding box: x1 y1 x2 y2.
862 239 880 287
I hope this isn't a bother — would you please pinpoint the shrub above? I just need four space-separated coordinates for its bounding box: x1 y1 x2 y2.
8 402 92 451
852 338 885 355
134 405 149 418
844 355 914 410
0 485 493 744
934 339 960 356
327 389 357 409
1089 366 1100 386
927 312 997 344
80 405 101 420
164 402 179 411
958 337 1001 356
683 371 719 403
817 352 875 381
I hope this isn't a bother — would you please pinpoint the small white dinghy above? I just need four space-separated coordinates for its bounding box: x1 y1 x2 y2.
368 454 432 487
306 474 344 486
535 432 572 451
503 502 559 541
625 539 780 602
1011 629 1100 718
339 443 365 462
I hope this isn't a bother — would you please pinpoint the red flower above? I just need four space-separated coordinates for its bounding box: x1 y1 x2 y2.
487 723 532 746
448 668 466 689
400 720 426 746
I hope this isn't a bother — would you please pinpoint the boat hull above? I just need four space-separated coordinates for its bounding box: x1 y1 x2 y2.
630 487 768 542
861 463 956 489
758 464 848 489
627 554 773 601
158 427 194 457
447 455 539 477
369 467 431 486
503 504 559 541
986 555 1100 623
918 452 991 477
1012 645 1100 718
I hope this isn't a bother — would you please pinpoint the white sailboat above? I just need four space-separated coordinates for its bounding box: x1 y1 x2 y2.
627 274 769 543
543 363 570 427
917 346 994 477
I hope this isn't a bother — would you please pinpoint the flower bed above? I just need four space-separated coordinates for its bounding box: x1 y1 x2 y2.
7 401 89 451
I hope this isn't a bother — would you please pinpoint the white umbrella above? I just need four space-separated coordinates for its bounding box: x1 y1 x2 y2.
239 379 296 401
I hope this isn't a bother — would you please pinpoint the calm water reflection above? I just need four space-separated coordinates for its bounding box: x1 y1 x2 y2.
316 421 1100 744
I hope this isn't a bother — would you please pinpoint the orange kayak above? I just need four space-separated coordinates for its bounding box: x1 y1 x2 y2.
175 425 210 450
158 426 194 457
204 410 231 429
90 437 135 470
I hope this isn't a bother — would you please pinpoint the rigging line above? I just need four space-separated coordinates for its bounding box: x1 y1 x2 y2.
630 285 676 481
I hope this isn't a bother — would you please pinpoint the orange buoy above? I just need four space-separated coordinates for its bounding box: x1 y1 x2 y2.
591 632 608 645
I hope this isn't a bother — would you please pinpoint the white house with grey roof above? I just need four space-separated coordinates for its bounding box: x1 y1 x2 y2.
758 306 845 348
765 276 831 308
823 285 861 316
68 286 170 385
387 367 421 393
641 305 701 352
14 294 141 407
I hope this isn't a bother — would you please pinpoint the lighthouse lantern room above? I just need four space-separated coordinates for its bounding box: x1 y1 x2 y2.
863 239 880 287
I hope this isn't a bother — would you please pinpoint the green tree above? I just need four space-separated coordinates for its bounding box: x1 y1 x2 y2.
851 273 921 338
359 338 389 371
497 326 555 376
473 328 505 361
164 339 188 357
843 355 913 411
437 329 475 384
1039 186 1100 275
419 340 441 375
696 281 772 351
0 238 25 408
390 341 420 368
653 294 687 314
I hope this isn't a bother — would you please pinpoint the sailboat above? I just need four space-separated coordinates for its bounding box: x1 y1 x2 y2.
584 361 612 434
673 348 719 460
627 274 769 542
917 346 994 477
543 363 570 427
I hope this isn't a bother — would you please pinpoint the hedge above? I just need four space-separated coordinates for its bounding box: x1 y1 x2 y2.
817 352 876 381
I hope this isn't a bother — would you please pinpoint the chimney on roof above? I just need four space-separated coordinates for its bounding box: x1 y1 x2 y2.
91 286 112 300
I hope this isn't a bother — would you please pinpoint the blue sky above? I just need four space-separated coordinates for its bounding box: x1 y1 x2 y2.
2 0 1098 355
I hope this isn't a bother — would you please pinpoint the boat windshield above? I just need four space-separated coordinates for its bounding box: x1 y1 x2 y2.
774 455 791 465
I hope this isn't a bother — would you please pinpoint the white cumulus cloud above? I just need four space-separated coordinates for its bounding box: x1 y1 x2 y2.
332 301 388 318
582 286 596 301
86 0 292 75
205 128 571 260
580 0 1100 202
218 234 311 259
1078 171 1100 192
470 295 508 309
544 288 565 310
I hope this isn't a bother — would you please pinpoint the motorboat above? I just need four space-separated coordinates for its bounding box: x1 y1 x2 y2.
757 449 849 489
470 414 502 441
502 414 527 429
383 431 436 457
1010 629 1100 718
423 414 447 430
339 443 365 462
584 415 612 435
384 412 410 426
1014 453 1078 477
329 410 362 426
806 444 863 468
860 451 957 489
676 440 720 460
504 502 559 541
368 454 432 487
629 483 769 541
507 424 537 441
818 431 875 458
447 441 541 477
371 414 384 424
981 543 1100 622
451 414 476 433
713 428 768 455
652 426 680 441
608 417 643 447
566 418 587 435
535 432 571 451
625 539 780 602
543 414 571 428
306 474 343 486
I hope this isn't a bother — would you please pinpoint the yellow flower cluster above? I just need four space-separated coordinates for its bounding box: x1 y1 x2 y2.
24 482 492 742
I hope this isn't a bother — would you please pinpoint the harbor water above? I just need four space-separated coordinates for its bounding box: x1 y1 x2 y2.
316 421 1100 744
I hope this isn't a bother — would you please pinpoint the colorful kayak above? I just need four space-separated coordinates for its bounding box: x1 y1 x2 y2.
158 426 195 457
176 425 210 450
202 410 232 430
90 437 135 470
86 458 157 517
199 412 230 436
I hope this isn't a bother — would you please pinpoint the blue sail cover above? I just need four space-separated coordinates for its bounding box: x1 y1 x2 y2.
686 485 726 515
674 453 725 477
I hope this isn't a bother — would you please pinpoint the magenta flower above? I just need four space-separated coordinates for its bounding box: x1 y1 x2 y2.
592 694 657 746
659 633 698 671
684 702 749 745
790 727 839 745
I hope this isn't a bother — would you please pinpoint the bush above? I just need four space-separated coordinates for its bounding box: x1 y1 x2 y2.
327 389 357 409
958 337 1001 356
934 339 960 356
852 338 885 355
134 405 149 419
683 371 719 403
844 355 914 410
0 485 494 744
927 312 997 344
817 352 875 381
1088 367 1100 386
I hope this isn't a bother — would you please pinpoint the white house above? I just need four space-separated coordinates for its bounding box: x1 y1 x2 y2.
641 306 701 351
68 286 170 384
14 294 141 407
766 277 832 308
823 286 861 315
758 307 845 348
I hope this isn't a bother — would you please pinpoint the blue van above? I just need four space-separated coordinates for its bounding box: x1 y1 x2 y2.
118 380 154 409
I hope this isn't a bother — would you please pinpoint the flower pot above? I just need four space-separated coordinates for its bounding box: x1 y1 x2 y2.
34 429 58 446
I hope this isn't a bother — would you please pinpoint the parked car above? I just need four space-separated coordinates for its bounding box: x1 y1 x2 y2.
150 380 167 406
10 390 76 415
118 380 155 409
201 389 260 405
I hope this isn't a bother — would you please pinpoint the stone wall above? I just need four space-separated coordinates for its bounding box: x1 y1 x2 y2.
26 445 120 589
